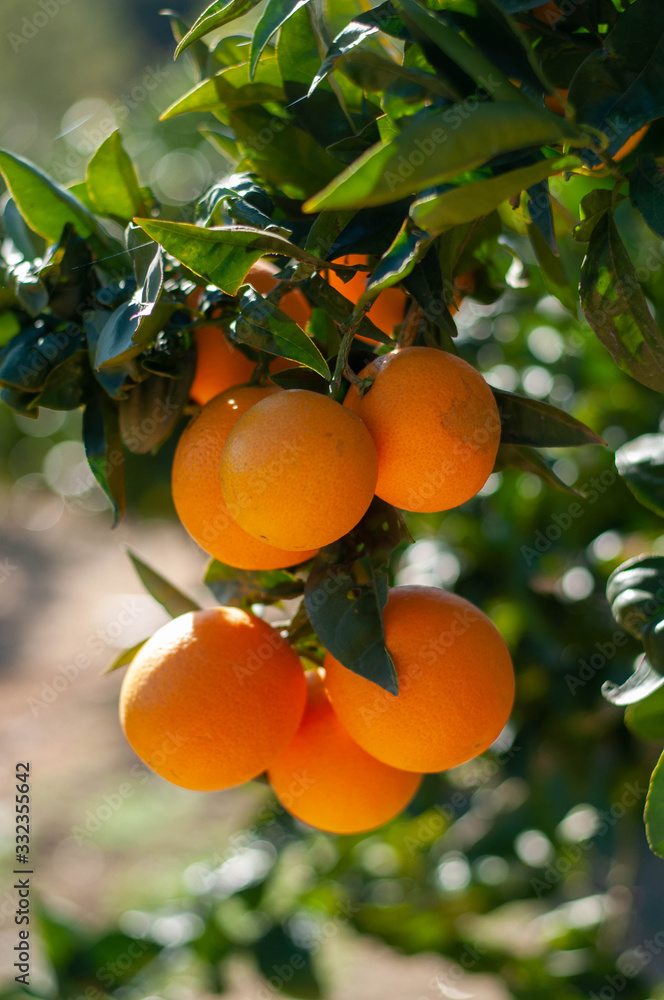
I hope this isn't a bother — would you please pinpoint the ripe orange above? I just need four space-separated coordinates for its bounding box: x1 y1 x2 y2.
344 346 501 513
327 254 408 340
172 386 318 570
612 123 649 163
120 607 307 791
190 259 312 405
268 668 422 834
325 586 515 773
220 389 378 551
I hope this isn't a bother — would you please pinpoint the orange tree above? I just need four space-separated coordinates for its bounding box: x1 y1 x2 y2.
4 0 664 995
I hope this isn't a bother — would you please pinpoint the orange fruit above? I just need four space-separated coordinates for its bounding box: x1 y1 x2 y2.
268 668 422 834
532 2 563 25
172 386 318 570
327 254 408 340
120 607 307 791
325 586 515 773
190 259 312 406
220 389 378 551
344 346 501 513
544 88 568 117
612 123 649 163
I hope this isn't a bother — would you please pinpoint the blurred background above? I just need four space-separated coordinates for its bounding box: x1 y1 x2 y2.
2 2 664 999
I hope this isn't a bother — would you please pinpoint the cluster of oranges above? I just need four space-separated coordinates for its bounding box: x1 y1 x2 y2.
118 256 515 834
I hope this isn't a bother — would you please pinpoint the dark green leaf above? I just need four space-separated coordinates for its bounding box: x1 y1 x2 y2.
496 444 584 496
250 0 312 78
162 9 210 79
268 366 330 392
95 238 165 369
304 556 398 694
495 389 605 448
0 149 100 243
580 210 664 393
304 209 356 258
309 1 404 95
602 654 664 706
34 347 89 410
127 549 201 617
568 0 664 161
83 311 128 399
529 221 577 314
572 188 615 243
630 154 664 240
410 156 580 236
304 103 580 212
615 434 664 518
0 324 82 392
527 178 556 254
233 287 330 378
304 273 392 345
204 559 305 607
3 197 44 261
606 555 664 640
86 130 144 221
174 0 263 58
645 749 664 858
359 220 431 307
83 393 126 526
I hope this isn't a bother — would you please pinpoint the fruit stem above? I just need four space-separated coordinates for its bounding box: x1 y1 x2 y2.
331 307 370 399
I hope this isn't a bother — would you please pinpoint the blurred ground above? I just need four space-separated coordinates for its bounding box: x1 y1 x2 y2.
0 495 507 999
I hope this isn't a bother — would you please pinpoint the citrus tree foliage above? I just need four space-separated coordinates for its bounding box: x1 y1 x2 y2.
4 0 664 993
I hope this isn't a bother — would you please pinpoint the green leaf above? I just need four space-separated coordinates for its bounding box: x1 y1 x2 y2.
410 155 580 237
127 550 201 617
268 366 330 392
174 0 263 58
304 556 398 695
615 434 664 518
0 324 83 393
495 444 584 497
161 58 284 119
304 274 392 345
0 150 100 243
630 154 664 240
568 0 664 161
626 684 664 741
86 130 144 221
580 210 664 394
645 749 664 858
309 1 405 96
303 102 581 211
304 209 356 258
83 393 126 527
529 221 577 315
0 311 20 346
204 559 305 607
606 555 664 640
103 640 147 675
233 288 331 378
162 9 211 79
250 0 312 78
255 925 322 999
95 236 165 369
135 220 325 294
358 220 431 308
494 389 605 448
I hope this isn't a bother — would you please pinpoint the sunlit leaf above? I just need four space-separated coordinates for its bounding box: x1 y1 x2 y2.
127 549 201 617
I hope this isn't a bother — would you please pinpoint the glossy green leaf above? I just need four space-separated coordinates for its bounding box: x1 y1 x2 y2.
410 156 580 236
645 749 664 858
309 1 405 95
127 550 201 617
529 222 577 315
250 0 312 78
494 389 605 448
204 559 305 607
496 444 584 497
304 274 392 345
174 0 262 58
580 210 664 394
0 324 83 392
162 9 210 79
83 393 126 527
304 556 398 694
95 237 165 369
233 287 331 378
615 434 664 518
630 154 664 240
0 149 100 243
86 131 144 221
358 220 431 308
304 102 580 212
161 58 284 120
602 654 664 707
